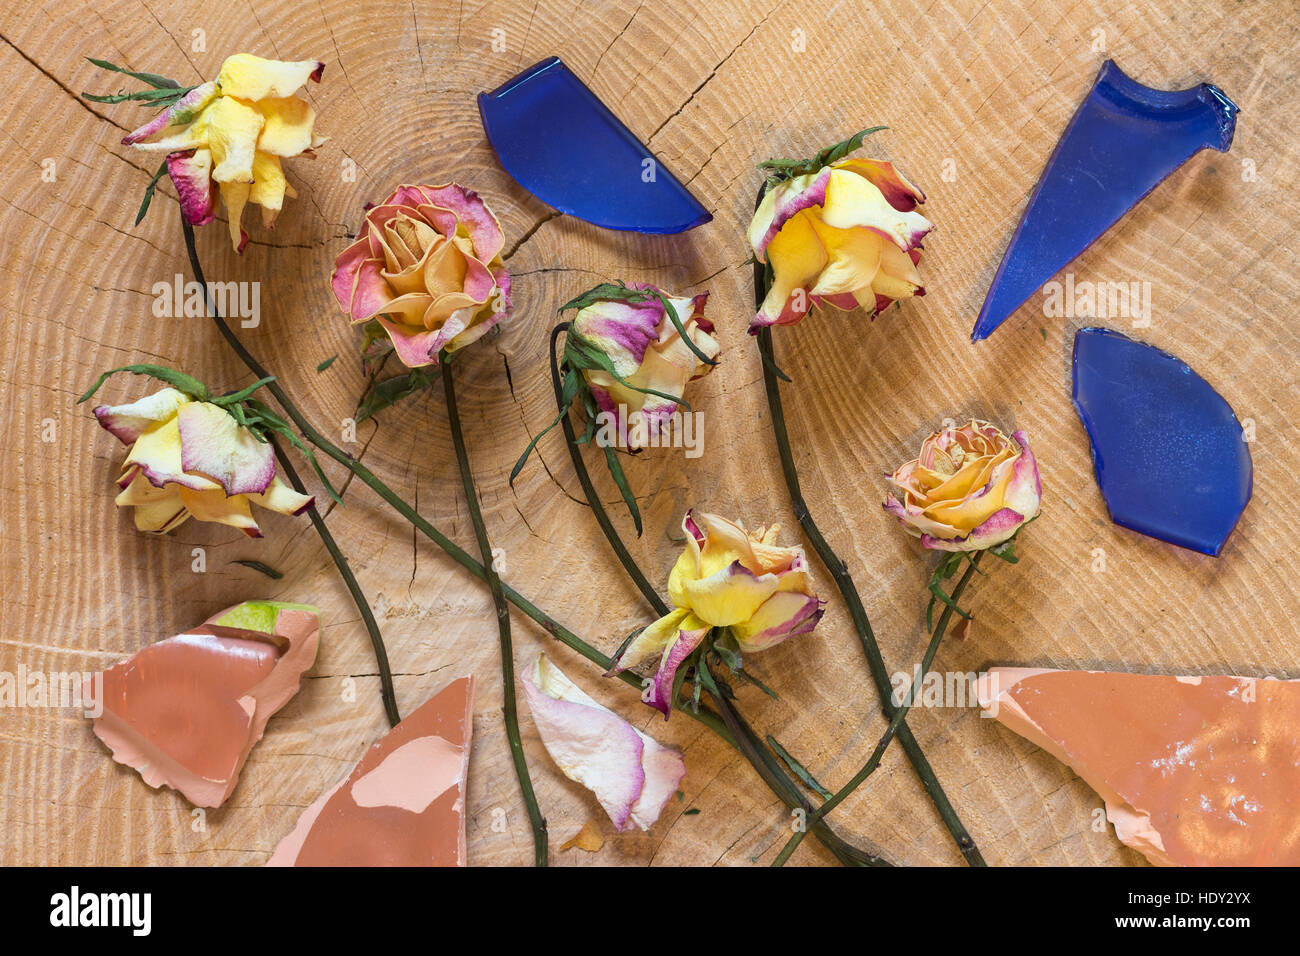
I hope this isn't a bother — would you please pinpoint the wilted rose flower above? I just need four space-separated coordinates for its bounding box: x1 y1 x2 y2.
330 183 511 368
523 654 684 832
94 387 313 537
569 283 719 452
609 509 823 716
748 159 932 331
123 53 327 252
884 419 1041 551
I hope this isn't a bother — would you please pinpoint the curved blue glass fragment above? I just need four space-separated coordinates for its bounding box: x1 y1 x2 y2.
1071 327 1252 556
973 60 1237 341
477 57 712 234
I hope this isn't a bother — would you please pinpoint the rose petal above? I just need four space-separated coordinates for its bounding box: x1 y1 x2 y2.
206 96 265 185
643 615 708 718
731 591 824 652
256 96 319 157
177 401 276 496
166 149 217 226
216 54 324 100
93 387 191 445
121 82 217 146
522 655 647 832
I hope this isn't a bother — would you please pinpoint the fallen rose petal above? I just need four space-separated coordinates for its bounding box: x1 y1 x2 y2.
559 820 605 853
85 602 319 808
524 654 684 832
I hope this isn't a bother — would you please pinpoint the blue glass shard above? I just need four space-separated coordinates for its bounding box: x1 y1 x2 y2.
973 60 1237 341
1071 327 1252 556
477 57 712 234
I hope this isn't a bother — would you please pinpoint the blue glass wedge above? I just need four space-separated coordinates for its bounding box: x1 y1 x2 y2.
477 57 712 234
1071 327 1252 556
972 60 1237 341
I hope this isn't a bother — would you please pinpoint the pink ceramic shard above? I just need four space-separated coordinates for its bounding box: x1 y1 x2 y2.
86 601 320 808
977 667 1300 866
268 675 475 866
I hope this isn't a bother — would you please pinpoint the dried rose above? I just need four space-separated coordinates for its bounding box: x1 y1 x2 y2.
568 282 719 452
609 509 823 717
94 387 312 537
884 419 1041 551
750 150 932 331
331 183 511 368
122 54 326 252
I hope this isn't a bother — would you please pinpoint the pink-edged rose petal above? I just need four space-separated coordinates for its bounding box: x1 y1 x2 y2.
524 654 685 832
93 387 191 445
166 149 217 226
177 401 276 496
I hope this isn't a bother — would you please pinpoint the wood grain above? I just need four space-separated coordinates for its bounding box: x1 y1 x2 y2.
2 0 1297 867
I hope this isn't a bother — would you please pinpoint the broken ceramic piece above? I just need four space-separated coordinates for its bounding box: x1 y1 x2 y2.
86 601 320 808
478 57 712 233
268 675 475 866
523 654 684 832
1072 327 1251 555
977 668 1300 866
972 60 1237 341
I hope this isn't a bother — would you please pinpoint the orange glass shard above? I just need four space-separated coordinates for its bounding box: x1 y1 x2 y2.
268 675 475 866
977 667 1300 866
87 601 320 808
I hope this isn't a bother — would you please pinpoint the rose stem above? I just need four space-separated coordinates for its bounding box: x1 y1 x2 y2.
183 226 402 728
753 241 985 867
547 323 888 865
440 349 548 867
697 653 892 866
270 438 400 727
769 552 983 866
548 323 668 614
180 221 732 742
185 224 883 866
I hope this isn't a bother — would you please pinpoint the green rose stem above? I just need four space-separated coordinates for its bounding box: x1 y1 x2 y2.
183 223 885 864
439 349 548 867
547 324 889 866
269 437 400 727
754 269 985 867
698 653 890 866
549 324 665 613
768 551 983 866
180 221 728 735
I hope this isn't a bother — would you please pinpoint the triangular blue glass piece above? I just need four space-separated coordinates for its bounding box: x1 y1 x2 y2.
972 60 1237 341
1071 327 1252 556
478 57 712 234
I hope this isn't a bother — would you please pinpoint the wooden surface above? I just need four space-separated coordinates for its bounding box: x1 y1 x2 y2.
2 0 1298 867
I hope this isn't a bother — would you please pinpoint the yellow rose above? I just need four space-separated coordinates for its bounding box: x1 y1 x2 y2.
123 54 326 251
608 510 823 716
94 387 312 537
749 158 932 331
884 420 1041 551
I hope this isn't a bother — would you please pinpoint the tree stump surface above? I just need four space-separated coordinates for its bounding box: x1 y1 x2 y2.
2 0 1297 866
